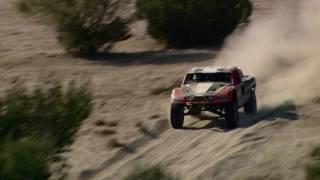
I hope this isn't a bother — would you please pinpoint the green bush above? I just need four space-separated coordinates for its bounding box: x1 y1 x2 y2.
306 163 320 180
124 165 179 180
306 146 320 180
17 0 129 54
0 80 92 179
136 0 252 47
0 80 92 147
0 138 52 180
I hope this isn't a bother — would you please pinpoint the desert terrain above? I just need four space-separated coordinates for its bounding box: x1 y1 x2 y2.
0 0 320 180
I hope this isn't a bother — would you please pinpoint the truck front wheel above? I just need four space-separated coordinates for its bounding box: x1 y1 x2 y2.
170 103 185 129
225 101 240 129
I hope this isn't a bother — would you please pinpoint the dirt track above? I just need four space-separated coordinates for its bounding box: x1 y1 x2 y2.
1 0 320 180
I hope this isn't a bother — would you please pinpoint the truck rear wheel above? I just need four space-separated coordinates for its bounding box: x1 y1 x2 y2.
170 103 185 129
244 91 257 114
225 101 240 129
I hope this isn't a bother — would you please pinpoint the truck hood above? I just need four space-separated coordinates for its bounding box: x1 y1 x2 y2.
182 82 229 96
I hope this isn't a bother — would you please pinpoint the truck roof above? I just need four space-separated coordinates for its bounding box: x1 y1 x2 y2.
188 66 238 73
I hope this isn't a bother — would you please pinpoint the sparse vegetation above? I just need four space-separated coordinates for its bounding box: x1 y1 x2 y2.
311 146 320 160
306 146 320 180
94 120 106 126
16 0 32 13
16 0 44 14
16 0 129 54
106 120 118 127
136 0 252 47
0 138 52 180
97 129 116 136
108 138 126 149
124 164 179 180
0 80 92 179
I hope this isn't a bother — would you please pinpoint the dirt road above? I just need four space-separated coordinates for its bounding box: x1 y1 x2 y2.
0 0 320 180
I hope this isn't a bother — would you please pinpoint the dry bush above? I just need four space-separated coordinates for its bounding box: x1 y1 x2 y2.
136 0 252 47
17 0 129 54
306 146 320 180
0 80 92 179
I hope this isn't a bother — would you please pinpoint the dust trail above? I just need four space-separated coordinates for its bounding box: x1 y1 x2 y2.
215 0 320 106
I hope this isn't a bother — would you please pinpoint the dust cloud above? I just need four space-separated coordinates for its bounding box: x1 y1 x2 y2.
215 0 320 106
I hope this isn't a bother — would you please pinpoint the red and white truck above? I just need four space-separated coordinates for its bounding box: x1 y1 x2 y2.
170 66 257 129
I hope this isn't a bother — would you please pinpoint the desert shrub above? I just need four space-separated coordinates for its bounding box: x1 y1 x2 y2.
0 80 92 179
16 0 32 13
17 0 129 54
306 163 320 180
0 80 92 147
136 0 252 47
124 165 179 180
0 138 52 180
306 146 320 180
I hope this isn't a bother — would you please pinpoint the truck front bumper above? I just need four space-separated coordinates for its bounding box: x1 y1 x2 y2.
171 95 231 105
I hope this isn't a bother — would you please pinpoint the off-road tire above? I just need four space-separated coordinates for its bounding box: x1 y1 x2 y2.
244 90 257 114
170 103 185 129
225 101 240 129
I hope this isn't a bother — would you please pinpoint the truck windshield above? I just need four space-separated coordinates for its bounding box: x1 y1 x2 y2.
184 73 231 84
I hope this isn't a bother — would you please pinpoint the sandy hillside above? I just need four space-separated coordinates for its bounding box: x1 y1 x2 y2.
0 0 320 180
